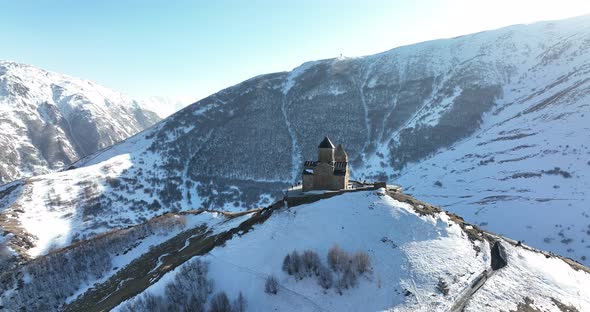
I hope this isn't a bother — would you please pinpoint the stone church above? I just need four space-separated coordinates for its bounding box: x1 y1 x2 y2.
302 137 350 191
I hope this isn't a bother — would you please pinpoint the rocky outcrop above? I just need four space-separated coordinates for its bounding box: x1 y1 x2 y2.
491 241 508 270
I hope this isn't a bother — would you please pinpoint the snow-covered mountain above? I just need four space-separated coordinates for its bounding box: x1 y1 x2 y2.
138 96 196 118
2 189 589 311
1 13 590 269
0 61 160 184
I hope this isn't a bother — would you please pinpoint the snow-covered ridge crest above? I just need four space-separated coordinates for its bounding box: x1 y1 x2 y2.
0 60 138 113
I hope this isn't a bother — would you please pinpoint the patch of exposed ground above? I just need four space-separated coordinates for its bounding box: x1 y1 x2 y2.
510 297 545 312
498 154 536 164
472 195 523 205
523 77 590 114
551 297 581 312
477 132 536 146
509 297 580 312
501 167 573 180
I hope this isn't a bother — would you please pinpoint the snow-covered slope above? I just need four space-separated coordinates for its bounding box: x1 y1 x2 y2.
3 189 587 311
57 189 590 311
396 89 590 269
0 61 160 183
1 15 590 267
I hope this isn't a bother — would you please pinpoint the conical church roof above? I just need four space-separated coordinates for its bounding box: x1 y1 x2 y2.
318 136 335 149
335 144 348 157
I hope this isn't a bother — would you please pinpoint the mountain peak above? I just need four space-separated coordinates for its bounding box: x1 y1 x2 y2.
0 61 160 183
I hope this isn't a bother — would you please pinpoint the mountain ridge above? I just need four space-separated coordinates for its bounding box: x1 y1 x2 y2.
0 14 589 267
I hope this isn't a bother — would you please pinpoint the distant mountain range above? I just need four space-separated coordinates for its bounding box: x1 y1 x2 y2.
0 13 589 271
138 95 195 118
0 61 161 183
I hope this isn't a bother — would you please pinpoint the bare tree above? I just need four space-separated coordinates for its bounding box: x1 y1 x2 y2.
327 244 349 272
209 292 231 312
186 293 205 312
352 251 371 274
317 264 333 289
119 293 168 312
290 251 303 279
232 292 247 312
282 253 292 274
337 264 358 292
301 250 321 277
265 274 279 295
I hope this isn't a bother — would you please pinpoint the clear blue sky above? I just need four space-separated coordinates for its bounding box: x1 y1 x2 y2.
2 0 589 101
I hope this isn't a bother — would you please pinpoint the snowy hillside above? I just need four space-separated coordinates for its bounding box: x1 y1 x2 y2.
3 189 587 311
396 87 590 269
122 190 491 312
113 190 590 311
1 14 590 267
0 61 160 183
